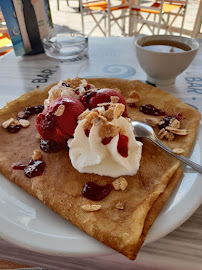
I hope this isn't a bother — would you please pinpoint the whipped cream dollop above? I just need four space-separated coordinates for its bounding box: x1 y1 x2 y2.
68 115 142 178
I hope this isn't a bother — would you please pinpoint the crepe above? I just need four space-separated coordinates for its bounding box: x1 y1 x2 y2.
0 78 200 260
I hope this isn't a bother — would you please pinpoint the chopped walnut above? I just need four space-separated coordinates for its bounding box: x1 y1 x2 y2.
48 88 62 102
86 111 99 123
165 126 188 135
2 118 15 128
165 131 175 141
99 122 120 139
93 107 105 115
61 88 74 97
66 77 81 88
103 107 114 121
80 79 88 87
146 118 159 126
103 103 125 120
36 133 42 140
116 201 125 210
32 150 42 161
83 111 99 130
110 96 120 103
172 148 184 155
126 90 140 104
78 109 91 120
97 102 111 107
112 177 128 191
55 105 65 117
97 114 108 123
129 90 140 101
169 118 180 129
19 119 30 128
82 204 101 212
65 77 71 84
79 100 126 140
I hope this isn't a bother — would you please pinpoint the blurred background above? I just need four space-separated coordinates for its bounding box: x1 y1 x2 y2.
49 0 201 36
0 0 202 56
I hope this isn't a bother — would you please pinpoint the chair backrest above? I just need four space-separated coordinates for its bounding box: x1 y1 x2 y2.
80 0 129 36
129 0 188 12
129 0 188 35
191 0 202 38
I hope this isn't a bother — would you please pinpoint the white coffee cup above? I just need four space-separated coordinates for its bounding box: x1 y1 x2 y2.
135 35 199 86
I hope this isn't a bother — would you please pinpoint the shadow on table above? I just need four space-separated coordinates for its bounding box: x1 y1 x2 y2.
53 23 80 34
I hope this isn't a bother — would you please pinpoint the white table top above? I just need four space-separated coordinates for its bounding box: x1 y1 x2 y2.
0 37 201 270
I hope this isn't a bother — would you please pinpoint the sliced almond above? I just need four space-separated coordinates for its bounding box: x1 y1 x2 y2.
112 177 128 191
158 128 168 139
14 119 21 125
172 148 184 155
55 105 65 117
19 119 30 128
165 126 188 135
2 118 15 128
169 118 180 129
18 111 25 118
146 118 159 126
113 103 125 118
82 204 101 212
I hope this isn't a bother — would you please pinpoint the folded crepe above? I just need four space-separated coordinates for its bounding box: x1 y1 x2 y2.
0 78 200 260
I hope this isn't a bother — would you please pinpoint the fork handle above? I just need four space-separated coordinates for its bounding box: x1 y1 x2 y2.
149 137 202 174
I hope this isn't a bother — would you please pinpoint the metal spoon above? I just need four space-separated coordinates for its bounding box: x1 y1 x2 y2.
132 121 202 174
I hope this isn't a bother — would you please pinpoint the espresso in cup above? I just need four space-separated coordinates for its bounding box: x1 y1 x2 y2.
142 40 191 53
135 35 199 85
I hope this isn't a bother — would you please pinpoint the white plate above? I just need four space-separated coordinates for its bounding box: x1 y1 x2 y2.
0 126 202 257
